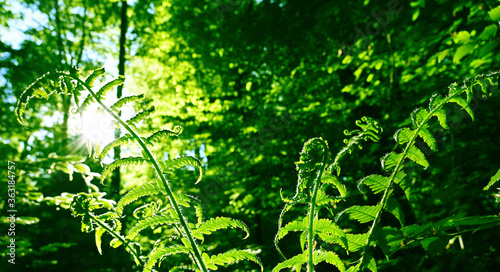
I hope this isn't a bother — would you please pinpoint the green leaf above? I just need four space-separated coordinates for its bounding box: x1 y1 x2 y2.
358 174 390 194
101 157 152 183
95 227 106 255
488 5 500 21
126 214 176 240
126 106 155 126
432 109 449 129
345 233 369 252
381 152 403 171
272 252 307 272
418 127 438 151
477 24 497 40
160 156 204 184
84 68 105 87
143 245 189 272
275 218 307 242
421 237 448 253
322 174 347 197
314 250 346 272
373 227 404 258
193 217 249 241
393 128 414 144
406 145 429 168
453 43 475 63
484 168 500 190
448 96 474 121
411 107 429 127
110 93 145 111
116 182 163 216
206 249 263 271
384 198 405 226
146 126 183 143
341 204 382 224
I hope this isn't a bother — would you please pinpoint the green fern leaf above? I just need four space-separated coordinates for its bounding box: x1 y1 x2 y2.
345 233 369 252
411 107 429 127
192 217 249 241
393 171 410 199
147 126 183 143
205 249 263 271
276 217 307 242
429 93 446 110
110 93 145 111
143 245 189 272
381 152 403 171
272 252 307 272
194 201 203 227
96 76 125 100
314 250 346 272
84 68 105 88
393 128 413 145
101 157 152 183
341 204 382 224
418 127 438 151
358 174 390 194
322 174 347 197
432 109 449 129
126 214 176 240
16 71 61 126
116 182 162 216
160 156 204 184
384 198 405 226
99 134 137 161
484 168 500 190
314 218 348 250
448 96 474 120
126 106 155 126
405 145 429 168
95 227 106 255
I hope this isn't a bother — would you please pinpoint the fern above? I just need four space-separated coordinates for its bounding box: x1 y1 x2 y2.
101 157 152 183
116 182 163 216
274 117 383 272
17 68 260 272
160 156 204 184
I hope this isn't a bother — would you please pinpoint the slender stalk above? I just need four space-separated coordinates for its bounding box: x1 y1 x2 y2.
307 141 328 272
63 73 209 272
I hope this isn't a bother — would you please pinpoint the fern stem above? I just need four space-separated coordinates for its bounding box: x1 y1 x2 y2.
357 89 468 269
307 140 329 272
64 73 209 272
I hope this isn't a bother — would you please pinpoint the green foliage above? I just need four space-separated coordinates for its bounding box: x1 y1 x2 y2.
16 68 262 272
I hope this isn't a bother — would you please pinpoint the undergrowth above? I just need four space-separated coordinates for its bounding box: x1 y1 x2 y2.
16 67 500 271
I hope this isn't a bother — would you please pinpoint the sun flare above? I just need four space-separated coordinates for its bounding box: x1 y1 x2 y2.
77 104 115 144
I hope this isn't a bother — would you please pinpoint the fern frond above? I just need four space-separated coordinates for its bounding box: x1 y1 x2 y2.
110 93 145 111
313 250 346 272
84 68 105 88
116 182 163 216
276 218 307 242
339 204 382 224
126 106 155 126
95 227 106 255
380 152 403 171
405 145 429 168
203 249 263 271
272 252 307 272
160 156 204 184
448 96 474 120
101 157 152 183
321 174 347 197
99 134 137 161
146 125 183 143
126 214 176 241
345 233 369 252
418 127 438 151
96 76 125 100
384 198 405 227
357 174 390 194
192 217 249 241
143 245 189 272
16 71 63 126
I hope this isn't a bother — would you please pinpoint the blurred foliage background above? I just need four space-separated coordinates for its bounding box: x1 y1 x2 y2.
1 0 500 271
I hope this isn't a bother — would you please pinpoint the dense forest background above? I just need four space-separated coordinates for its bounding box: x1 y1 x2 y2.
1 0 500 271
